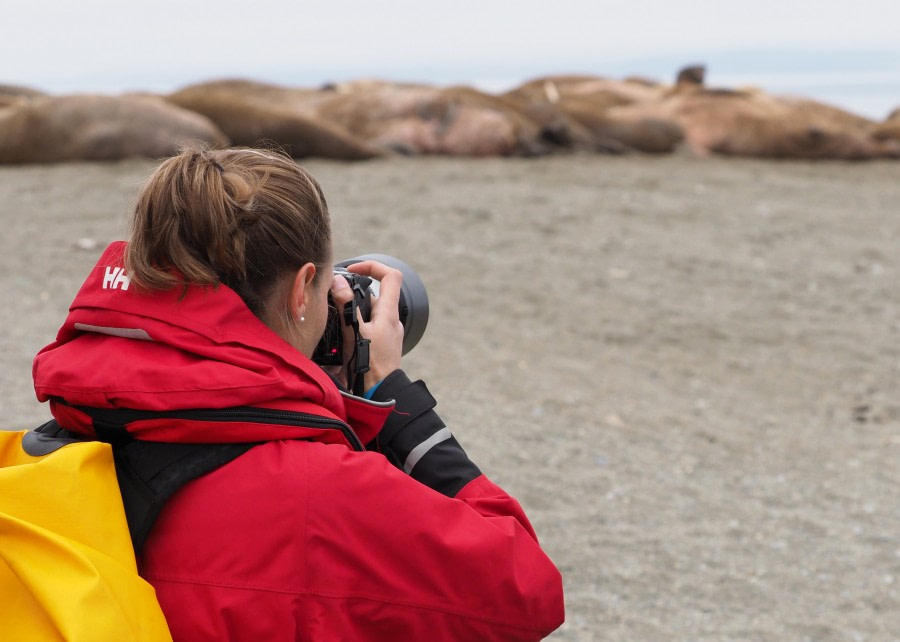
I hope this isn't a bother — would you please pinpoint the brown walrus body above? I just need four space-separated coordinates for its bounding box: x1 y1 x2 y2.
608 86 900 160
0 94 228 164
167 81 383 160
170 76 681 157
872 106 900 143
314 83 554 156
505 75 665 108
502 75 682 153
0 84 47 98
318 79 682 156
0 84 48 107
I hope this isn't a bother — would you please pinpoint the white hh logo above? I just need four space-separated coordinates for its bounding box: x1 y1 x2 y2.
102 266 131 291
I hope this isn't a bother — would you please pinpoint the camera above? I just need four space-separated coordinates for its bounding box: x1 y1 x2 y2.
313 254 429 390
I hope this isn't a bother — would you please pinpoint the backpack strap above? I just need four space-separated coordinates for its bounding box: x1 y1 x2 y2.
23 420 82 455
29 420 256 556
113 439 256 555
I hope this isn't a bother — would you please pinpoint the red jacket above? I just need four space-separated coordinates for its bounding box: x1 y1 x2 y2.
33 243 565 641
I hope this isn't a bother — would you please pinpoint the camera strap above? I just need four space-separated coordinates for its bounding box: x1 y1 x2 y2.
343 279 372 396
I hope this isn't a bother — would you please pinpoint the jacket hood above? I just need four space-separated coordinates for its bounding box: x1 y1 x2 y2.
33 242 391 444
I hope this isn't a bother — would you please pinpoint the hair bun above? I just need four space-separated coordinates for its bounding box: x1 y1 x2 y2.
237 207 262 228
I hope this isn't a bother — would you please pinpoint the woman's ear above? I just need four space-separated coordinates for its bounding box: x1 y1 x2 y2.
290 262 318 320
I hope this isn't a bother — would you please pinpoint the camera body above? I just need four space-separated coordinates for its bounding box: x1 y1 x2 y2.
312 255 429 380
312 268 374 368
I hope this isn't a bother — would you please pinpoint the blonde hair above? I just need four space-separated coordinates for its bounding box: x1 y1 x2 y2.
126 146 331 323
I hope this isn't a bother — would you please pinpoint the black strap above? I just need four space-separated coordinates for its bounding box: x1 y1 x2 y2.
112 439 256 555
23 419 82 455
32 420 256 555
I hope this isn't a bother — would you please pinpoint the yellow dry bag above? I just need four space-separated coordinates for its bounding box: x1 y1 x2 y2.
0 428 172 641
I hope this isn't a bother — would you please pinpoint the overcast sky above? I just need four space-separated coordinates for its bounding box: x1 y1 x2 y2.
3 0 899 116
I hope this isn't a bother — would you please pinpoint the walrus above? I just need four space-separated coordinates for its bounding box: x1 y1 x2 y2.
167 83 383 160
314 83 556 157
872 106 900 143
504 75 665 110
172 77 675 158
0 94 229 164
0 84 47 99
500 75 684 153
169 79 330 116
607 86 900 160
515 93 683 154
0 84 48 108
315 79 684 157
675 65 706 86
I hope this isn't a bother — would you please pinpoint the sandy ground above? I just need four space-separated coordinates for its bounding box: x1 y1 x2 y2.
1 153 899 641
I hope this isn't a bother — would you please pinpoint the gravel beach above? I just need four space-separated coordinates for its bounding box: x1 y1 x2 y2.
1 153 898 641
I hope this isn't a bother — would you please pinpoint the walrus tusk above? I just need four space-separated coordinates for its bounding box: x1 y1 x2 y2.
543 80 560 104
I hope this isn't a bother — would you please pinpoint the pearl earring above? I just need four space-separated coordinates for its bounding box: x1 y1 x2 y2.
300 316 305 322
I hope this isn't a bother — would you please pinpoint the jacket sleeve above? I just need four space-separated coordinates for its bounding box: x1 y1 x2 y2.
368 369 483 496
309 370 565 639
307 443 566 641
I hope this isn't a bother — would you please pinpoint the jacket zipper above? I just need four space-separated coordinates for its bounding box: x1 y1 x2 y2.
59 401 365 451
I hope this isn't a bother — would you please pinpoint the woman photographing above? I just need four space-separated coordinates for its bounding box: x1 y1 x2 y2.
32 147 564 640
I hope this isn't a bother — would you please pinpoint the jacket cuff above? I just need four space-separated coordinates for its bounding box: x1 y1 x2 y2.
370 370 481 497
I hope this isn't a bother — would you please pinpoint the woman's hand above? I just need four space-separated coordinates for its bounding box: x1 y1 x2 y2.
346 260 404 392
